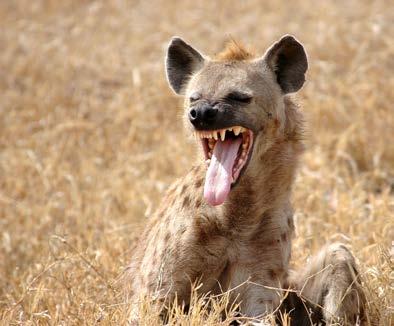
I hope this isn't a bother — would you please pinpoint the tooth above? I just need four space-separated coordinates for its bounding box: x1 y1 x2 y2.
240 127 246 133
227 127 233 132
208 152 212 158
220 130 226 141
213 131 218 140
206 159 211 164
233 126 241 136
207 133 212 139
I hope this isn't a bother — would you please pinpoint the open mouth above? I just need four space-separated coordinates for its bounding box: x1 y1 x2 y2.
195 126 254 206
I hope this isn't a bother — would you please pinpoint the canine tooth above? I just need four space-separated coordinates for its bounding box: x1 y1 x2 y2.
220 129 226 141
233 126 241 136
213 131 218 140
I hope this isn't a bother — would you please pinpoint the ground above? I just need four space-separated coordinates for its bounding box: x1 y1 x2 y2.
0 0 392 325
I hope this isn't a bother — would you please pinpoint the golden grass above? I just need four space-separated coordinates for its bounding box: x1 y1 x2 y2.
0 0 393 324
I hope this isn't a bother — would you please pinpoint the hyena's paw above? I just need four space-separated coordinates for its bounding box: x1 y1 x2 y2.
290 243 366 325
321 243 366 325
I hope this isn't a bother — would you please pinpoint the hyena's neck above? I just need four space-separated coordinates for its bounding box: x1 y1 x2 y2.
226 140 302 222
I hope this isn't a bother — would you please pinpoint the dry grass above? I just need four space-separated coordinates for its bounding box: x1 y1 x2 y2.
0 0 393 324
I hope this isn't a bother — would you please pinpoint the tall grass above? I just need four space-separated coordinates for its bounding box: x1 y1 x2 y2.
0 0 392 324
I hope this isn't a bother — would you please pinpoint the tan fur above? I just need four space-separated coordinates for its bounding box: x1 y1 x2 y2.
126 39 365 324
215 40 255 61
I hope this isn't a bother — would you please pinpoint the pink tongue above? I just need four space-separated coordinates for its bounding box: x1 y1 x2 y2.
204 138 242 206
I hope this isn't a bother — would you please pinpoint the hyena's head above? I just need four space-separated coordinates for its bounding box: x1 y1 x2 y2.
165 35 308 206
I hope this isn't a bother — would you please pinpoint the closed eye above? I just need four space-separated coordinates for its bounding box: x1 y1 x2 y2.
189 92 202 103
225 91 253 104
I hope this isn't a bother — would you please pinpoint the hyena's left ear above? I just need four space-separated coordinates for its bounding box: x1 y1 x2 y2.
262 35 308 94
165 37 205 95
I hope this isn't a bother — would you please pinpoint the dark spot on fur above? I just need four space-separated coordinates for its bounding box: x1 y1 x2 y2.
322 287 329 299
195 200 201 208
269 269 277 279
181 184 188 193
182 196 191 207
164 232 171 242
287 216 295 230
263 239 276 246
195 178 203 188
196 227 209 243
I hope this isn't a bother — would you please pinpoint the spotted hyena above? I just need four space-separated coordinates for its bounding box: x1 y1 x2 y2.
126 35 365 325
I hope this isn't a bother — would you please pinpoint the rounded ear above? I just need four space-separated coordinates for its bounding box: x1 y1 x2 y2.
165 37 205 95
263 35 308 94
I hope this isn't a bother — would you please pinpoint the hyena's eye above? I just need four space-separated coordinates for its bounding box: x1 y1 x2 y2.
189 92 202 103
225 91 253 104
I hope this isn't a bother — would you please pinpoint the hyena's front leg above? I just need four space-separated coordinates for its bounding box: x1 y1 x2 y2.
224 262 284 322
289 243 366 325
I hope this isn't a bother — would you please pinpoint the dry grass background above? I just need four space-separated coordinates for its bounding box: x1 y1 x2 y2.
0 0 393 324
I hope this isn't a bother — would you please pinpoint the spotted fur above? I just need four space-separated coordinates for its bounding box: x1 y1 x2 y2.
126 36 366 325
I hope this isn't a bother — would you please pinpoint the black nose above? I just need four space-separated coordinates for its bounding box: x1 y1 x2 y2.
189 104 218 126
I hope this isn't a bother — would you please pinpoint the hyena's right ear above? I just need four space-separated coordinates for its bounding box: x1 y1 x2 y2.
165 37 205 95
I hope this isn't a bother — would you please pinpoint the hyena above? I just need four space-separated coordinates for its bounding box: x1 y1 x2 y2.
126 35 365 325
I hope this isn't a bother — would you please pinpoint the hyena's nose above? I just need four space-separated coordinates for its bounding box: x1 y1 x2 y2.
189 104 218 127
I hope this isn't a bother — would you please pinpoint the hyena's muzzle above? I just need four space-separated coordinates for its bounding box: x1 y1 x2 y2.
188 94 254 206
